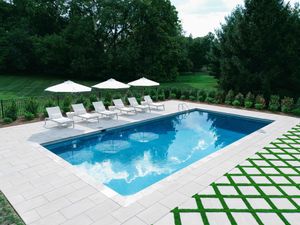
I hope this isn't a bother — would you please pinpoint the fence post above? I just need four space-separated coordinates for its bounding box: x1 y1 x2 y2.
0 100 4 118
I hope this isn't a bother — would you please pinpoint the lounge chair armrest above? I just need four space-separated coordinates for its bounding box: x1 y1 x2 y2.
108 106 116 111
66 112 75 119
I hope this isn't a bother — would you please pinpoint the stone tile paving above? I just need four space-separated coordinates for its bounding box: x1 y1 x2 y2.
166 124 300 225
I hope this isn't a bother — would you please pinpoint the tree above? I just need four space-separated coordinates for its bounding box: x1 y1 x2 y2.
210 0 300 97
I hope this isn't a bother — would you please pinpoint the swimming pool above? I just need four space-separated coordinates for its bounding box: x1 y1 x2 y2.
43 109 271 196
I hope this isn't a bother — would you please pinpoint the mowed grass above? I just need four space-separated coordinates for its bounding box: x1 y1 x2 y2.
0 72 218 100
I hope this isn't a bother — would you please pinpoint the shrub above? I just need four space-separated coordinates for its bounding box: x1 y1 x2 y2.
163 89 170 99
292 108 300 116
24 112 35 121
3 117 13 124
75 95 89 108
214 91 224 104
158 94 165 101
89 94 98 103
180 95 186 100
244 92 254 108
281 97 294 113
268 95 280 111
295 97 300 108
205 91 216 103
25 98 39 117
232 93 244 107
225 90 234 105
62 96 72 113
4 101 18 121
170 93 176 99
197 90 207 102
189 96 196 101
43 99 55 117
255 95 266 110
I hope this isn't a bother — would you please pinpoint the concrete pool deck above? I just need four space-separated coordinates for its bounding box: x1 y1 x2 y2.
0 100 299 225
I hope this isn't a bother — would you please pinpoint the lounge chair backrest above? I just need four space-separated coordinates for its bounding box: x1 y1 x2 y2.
93 101 106 112
144 95 153 104
46 106 63 119
113 99 125 108
72 104 87 115
128 97 138 106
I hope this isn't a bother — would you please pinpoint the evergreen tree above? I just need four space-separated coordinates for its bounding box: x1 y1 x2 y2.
210 0 300 97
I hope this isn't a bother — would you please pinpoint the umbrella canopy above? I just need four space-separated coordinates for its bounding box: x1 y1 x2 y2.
45 80 91 93
93 78 130 89
128 77 159 87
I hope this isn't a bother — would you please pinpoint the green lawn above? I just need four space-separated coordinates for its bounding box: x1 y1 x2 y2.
0 73 218 100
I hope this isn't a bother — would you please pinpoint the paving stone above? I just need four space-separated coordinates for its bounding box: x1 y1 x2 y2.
257 213 285 225
201 198 223 209
180 213 204 225
206 212 231 225
224 198 247 209
282 213 300 225
247 198 271 209
60 198 95 219
270 198 296 209
231 212 259 225
259 186 282 195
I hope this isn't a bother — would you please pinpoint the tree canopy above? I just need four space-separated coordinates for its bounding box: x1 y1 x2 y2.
0 0 190 81
210 0 300 97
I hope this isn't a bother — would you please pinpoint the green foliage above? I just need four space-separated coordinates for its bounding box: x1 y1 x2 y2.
210 0 300 97
0 0 184 81
170 93 177 99
62 96 72 113
205 91 216 103
268 95 280 111
281 97 294 113
189 96 196 101
4 101 18 121
255 95 266 110
292 108 300 116
214 90 224 104
244 92 255 108
197 90 207 102
158 94 165 101
3 117 13 124
75 95 89 108
43 99 55 117
24 98 39 117
24 112 35 121
180 95 186 100
225 90 234 105
232 93 244 106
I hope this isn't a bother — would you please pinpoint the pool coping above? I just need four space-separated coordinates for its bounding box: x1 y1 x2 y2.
0 100 299 225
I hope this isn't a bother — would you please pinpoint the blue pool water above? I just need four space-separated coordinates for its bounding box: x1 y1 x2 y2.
43 110 271 196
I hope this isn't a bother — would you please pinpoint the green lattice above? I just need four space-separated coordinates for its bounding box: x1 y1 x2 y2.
171 124 300 225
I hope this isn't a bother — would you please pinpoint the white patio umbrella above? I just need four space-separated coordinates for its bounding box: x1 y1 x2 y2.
45 80 91 105
92 78 130 90
128 77 159 98
128 77 159 87
45 80 91 93
92 78 130 101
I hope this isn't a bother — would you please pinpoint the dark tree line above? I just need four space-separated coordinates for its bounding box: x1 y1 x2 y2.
0 0 212 82
210 0 300 97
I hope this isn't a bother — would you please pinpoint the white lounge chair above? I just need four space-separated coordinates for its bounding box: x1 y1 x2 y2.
113 99 136 114
93 101 118 119
72 104 100 123
128 97 150 112
45 106 74 128
144 95 165 110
